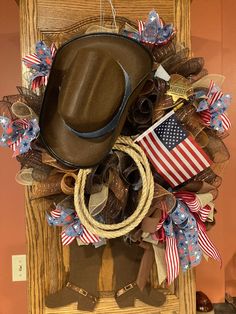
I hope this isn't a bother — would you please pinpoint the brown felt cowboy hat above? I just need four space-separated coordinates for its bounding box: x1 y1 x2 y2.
39 33 153 168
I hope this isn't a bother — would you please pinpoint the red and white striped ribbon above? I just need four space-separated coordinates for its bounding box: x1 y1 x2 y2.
221 113 231 130
174 191 200 213
79 226 100 244
32 76 47 90
9 136 23 154
176 191 221 264
200 110 231 131
51 208 61 218
61 230 75 246
138 20 144 34
174 191 212 222
8 119 29 155
61 226 100 246
22 53 41 67
14 119 29 130
156 191 221 284
208 90 223 106
201 80 231 131
50 205 100 246
165 237 179 285
206 80 214 98
197 222 222 265
50 43 57 58
198 204 212 222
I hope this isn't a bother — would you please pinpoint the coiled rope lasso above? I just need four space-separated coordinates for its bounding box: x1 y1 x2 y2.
74 136 154 238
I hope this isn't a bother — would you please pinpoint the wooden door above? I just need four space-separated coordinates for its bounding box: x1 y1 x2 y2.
19 1 195 313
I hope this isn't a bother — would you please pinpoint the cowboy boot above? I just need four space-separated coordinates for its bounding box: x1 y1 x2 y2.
45 241 104 311
110 237 166 308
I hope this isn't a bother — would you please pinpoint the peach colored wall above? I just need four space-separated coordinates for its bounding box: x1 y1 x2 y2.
191 0 236 303
0 1 235 313
0 1 27 314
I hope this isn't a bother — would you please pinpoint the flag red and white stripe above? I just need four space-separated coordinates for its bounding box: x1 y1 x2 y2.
136 111 212 187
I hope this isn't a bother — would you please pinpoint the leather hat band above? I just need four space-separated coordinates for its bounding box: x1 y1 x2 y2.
65 64 132 139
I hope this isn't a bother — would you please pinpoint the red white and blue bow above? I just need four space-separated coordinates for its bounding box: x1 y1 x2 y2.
47 203 100 246
152 191 221 285
0 116 39 157
124 10 176 46
22 41 57 90
196 80 231 132
174 191 221 263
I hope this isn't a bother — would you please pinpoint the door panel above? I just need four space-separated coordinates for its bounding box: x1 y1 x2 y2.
19 0 195 313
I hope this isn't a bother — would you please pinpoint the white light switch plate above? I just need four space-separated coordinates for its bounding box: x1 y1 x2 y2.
12 255 27 281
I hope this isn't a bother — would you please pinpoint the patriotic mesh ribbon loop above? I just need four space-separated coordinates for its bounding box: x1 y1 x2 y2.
163 201 202 285
22 41 57 90
152 191 221 284
47 204 100 246
175 191 222 265
124 10 175 46
196 80 231 132
0 116 39 157
174 191 212 222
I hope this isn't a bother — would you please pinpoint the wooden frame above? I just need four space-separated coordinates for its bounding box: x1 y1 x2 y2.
19 1 195 313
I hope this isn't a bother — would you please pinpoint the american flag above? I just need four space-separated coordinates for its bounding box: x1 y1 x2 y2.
135 111 212 187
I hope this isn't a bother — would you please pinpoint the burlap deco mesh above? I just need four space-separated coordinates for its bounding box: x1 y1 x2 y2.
175 103 209 147
149 183 176 215
16 140 53 182
152 40 176 63
17 86 43 116
204 129 230 164
123 77 169 135
0 97 21 120
161 47 189 74
187 68 209 83
192 168 222 188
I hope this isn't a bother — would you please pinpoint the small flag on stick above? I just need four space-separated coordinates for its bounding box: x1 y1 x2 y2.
135 111 212 187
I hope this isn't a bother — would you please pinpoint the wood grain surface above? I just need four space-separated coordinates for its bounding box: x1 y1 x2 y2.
45 294 179 314
19 0 194 313
37 0 174 30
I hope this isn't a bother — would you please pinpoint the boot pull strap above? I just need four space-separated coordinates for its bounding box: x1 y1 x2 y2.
66 282 98 304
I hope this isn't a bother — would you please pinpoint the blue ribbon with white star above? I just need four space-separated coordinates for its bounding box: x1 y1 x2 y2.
22 41 57 89
47 202 101 246
0 116 40 156
123 10 176 46
163 200 202 284
196 82 231 132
